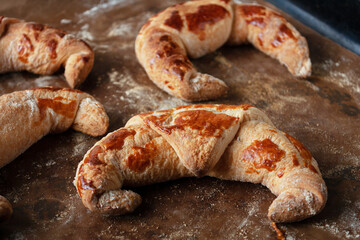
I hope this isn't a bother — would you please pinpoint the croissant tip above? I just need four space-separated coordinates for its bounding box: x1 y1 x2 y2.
96 190 142 216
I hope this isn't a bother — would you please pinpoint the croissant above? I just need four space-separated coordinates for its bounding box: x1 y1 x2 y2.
74 104 327 223
0 16 94 88
0 87 109 221
135 0 311 101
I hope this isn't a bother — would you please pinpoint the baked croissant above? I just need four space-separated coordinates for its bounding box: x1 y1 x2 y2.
0 87 109 221
0 16 94 88
135 0 311 101
74 104 327 223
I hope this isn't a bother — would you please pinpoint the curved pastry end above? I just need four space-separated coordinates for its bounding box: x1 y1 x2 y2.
72 97 109 137
268 187 326 223
97 190 142 215
183 73 228 102
64 51 94 88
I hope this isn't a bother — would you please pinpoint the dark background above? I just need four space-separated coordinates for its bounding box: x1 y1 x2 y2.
268 0 360 55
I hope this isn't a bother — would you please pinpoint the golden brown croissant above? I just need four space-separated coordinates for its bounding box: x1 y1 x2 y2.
135 0 311 101
74 104 326 223
0 87 109 221
0 16 94 88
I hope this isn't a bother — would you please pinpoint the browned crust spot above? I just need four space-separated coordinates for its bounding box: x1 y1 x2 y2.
164 10 183 31
277 169 284 178
27 23 45 32
292 154 300 166
241 139 285 172
150 33 193 81
143 110 238 137
160 35 170 42
55 30 66 38
185 4 230 40
47 39 58 59
84 145 104 165
17 34 33 63
246 17 266 28
271 24 296 48
36 96 77 119
285 133 318 174
76 164 96 198
155 34 181 59
240 5 266 17
78 175 96 192
152 104 252 112
245 167 259 174
102 129 136 151
171 57 192 80
141 105 253 117
126 141 157 173
82 56 90 63
27 23 45 41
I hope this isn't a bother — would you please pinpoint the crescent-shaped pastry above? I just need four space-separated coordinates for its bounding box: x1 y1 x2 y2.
0 16 94 88
135 0 311 101
74 104 326 223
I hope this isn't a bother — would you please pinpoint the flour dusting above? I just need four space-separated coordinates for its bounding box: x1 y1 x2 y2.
105 68 185 114
81 0 127 17
60 19 72 24
76 24 94 41
107 22 133 37
71 132 92 157
313 59 360 97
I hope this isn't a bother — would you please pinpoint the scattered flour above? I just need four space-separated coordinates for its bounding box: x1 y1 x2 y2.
303 190 316 215
278 94 307 104
107 22 133 37
23 90 38 118
105 68 186 114
81 0 128 17
214 54 233 68
71 133 91 157
31 75 67 88
313 59 360 96
76 24 94 41
108 68 135 88
60 19 72 24
45 160 56 167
